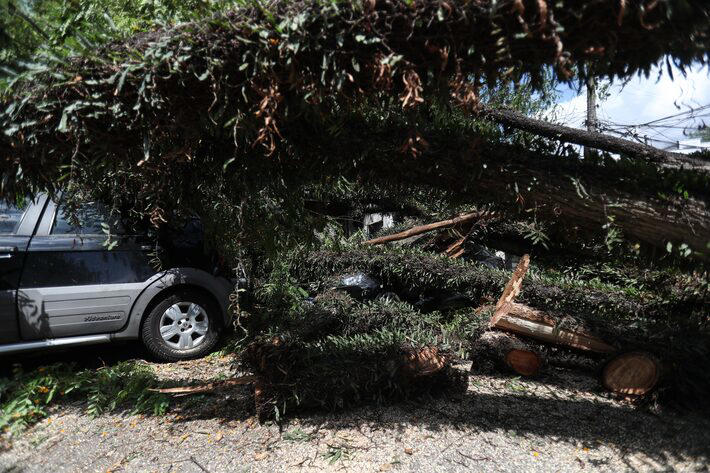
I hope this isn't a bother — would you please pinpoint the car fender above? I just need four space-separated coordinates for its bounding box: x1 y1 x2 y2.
111 267 233 341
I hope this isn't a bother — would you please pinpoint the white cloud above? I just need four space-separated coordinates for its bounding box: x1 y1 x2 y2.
550 65 710 147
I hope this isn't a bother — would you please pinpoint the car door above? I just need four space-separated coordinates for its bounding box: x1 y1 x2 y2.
0 196 47 343
17 199 157 340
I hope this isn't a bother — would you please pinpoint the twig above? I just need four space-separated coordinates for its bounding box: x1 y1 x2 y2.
190 456 211 473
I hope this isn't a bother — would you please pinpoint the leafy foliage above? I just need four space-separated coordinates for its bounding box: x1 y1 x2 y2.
1 0 238 72
288 246 708 329
237 253 480 420
0 361 169 437
279 245 709 410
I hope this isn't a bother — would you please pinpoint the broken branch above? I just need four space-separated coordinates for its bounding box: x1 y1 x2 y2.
363 211 486 246
149 375 257 396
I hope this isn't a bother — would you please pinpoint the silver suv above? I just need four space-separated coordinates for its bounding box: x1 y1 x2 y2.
0 195 233 361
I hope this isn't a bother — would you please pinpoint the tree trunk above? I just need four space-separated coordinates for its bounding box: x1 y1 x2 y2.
485 255 617 353
465 156 710 260
471 330 543 377
479 106 708 170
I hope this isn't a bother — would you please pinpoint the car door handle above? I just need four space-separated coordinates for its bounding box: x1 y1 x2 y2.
141 244 159 251
0 246 17 258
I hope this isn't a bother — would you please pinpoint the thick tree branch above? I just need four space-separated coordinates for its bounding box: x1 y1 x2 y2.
480 107 710 170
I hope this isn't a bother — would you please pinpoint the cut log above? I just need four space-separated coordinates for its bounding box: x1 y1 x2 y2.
494 303 617 354
602 351 661 396
363 211 487 246
471 331 543 377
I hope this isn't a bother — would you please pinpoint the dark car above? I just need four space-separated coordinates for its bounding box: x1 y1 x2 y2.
0 195 233 361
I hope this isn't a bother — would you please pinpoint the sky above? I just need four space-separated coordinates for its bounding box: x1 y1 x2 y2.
550 64 710 151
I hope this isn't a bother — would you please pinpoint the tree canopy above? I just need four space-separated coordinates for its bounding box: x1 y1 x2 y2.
1 0 709 258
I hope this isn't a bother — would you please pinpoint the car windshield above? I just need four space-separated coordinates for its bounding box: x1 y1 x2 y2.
0 199 28 234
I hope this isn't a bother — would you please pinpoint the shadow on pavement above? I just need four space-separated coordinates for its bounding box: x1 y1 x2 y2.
0 341 149 377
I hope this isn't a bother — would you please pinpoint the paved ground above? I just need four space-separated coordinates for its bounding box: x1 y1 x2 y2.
1 348 709 473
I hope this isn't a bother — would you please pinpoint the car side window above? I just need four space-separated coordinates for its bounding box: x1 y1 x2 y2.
0 200 27 235
51 202 124 235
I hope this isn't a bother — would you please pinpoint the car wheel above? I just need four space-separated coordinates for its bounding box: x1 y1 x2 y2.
141 290 222 361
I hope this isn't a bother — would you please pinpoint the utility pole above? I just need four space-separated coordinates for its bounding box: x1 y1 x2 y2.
584 75 597 159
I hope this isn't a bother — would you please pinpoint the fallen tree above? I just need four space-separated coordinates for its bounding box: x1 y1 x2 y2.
238 290 469 420
333 122 710 259
478 254 670 398
488 255 616 354
291 248 708 327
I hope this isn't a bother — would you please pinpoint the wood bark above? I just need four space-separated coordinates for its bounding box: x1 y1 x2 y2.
363 211 485 245
584 75 598 159
444 236 466 258
492 304 617 354
466 159 710 260
480 106 709 170
490 254 530 327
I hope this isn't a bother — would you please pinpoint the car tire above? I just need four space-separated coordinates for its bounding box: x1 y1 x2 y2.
141 290 222 361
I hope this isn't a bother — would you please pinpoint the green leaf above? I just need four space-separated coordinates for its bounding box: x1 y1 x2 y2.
57 111 70 133
115 68 129 95
437 7 445 21
223 157 236 171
